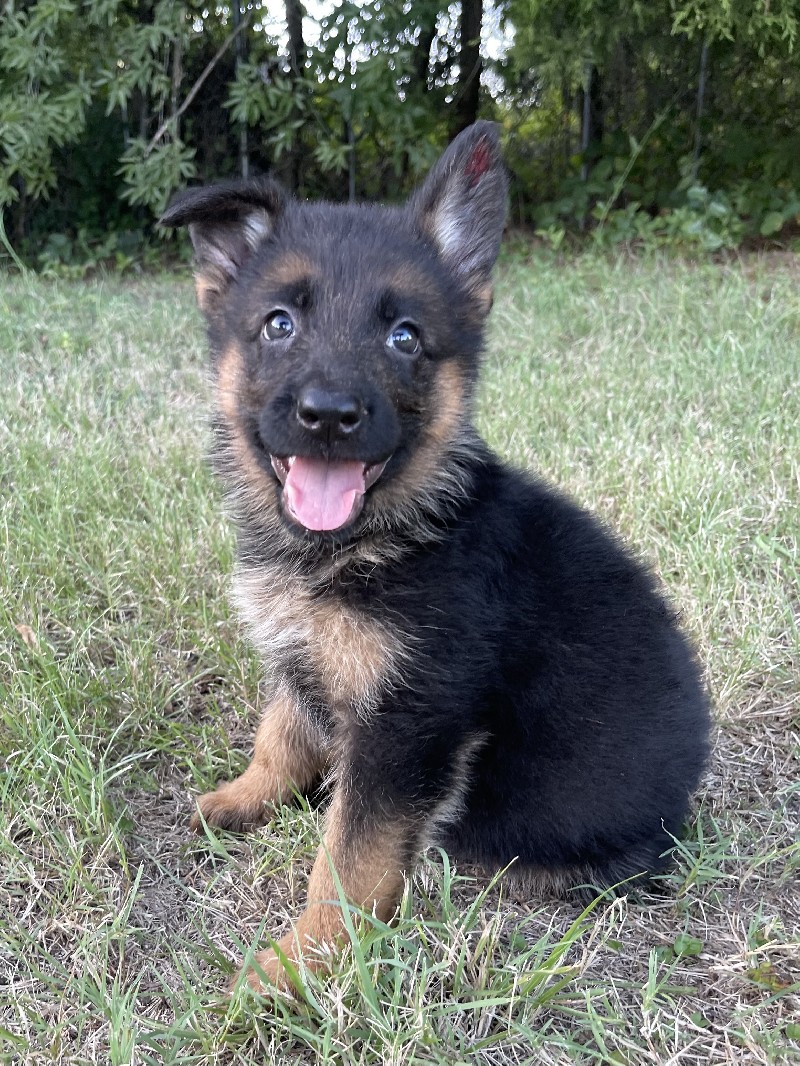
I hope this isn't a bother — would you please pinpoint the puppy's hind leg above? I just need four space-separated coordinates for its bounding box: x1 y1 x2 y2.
191 687 327 832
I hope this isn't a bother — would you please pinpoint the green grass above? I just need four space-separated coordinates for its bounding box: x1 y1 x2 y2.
1 253 798 1064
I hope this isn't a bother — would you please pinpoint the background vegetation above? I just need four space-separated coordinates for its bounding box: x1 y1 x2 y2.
3 0 800 271
2 253 798 1064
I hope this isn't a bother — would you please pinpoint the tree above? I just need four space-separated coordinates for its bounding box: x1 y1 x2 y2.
502 0 800 237
4 0 800 262
451 0 483 136
285 0 306 73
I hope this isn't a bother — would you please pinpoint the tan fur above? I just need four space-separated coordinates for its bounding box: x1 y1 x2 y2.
191 685 328 831
259 251 317 289
215 343 279 513
216 342 243 423
374 359 467 516
424 731 488 844
194 271 219 314
426 359 469 447
387 263 438 295
234 565 407 720
475 281 493 315
242 788 406 992
311 598 404 715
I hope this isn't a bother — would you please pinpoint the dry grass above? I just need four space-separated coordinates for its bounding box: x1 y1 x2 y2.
1 252 798 1064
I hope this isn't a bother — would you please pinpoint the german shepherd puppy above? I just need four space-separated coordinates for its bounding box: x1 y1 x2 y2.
161 122 709 992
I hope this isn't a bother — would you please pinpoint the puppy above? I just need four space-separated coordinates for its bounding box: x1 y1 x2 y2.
161 122 709 991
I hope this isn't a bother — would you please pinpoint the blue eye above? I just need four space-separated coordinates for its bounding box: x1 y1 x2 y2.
387 322 420 355
262 310 294 341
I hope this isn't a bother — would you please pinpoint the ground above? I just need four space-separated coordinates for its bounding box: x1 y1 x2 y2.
0 252 798 1064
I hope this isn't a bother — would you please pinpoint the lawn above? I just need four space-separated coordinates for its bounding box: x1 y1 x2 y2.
1 252 798 1064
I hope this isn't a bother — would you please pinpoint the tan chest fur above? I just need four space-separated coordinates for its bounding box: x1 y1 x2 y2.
233 566 406 719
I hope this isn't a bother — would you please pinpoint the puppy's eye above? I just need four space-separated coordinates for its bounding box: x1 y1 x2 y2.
387 322 420 356
262 311 294 341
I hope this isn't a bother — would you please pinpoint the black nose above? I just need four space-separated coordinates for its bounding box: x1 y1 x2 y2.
296 387 364 440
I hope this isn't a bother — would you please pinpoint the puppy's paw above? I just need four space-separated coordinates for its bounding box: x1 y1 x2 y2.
190 777 272 833
232 931 332 998
234 948 294 996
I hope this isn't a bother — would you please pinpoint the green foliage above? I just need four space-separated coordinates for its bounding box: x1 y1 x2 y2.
1 0 198 242
504 0 800 246
0 0 93 206
671 0 800 52
34 226 168 277
2 0 800 264
224 0 447 197
227 64 309 133
118 138 197 214
535 168 795 253
2 0 455 265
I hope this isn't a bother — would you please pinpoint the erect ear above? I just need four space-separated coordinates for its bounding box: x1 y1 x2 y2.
160 178 286 312
409 121 507 309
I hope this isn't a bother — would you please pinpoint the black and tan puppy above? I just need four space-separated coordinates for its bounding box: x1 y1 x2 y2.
161 122 709 992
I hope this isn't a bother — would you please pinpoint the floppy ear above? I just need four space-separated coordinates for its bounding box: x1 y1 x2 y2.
160 178 286 311
409 121 507 307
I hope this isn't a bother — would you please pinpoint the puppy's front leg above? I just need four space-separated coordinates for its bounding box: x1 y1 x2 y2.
192 687 327 832
240 773 410 993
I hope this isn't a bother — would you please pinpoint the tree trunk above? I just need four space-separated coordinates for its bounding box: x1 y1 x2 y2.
231 0 249 179
285 0 306 75
346 119 356 203
284 0 306 192
579 64 603 164
170 36 182 144
579 64 604 229
692 39 710 178
450 0 482 137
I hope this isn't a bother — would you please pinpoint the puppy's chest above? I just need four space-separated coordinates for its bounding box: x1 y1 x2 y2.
233 567 406 717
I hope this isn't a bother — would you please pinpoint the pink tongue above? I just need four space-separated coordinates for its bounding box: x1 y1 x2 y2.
284 457 366 531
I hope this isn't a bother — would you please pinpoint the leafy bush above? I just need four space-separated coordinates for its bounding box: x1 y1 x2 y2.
34 228 177 278
3 0 800 266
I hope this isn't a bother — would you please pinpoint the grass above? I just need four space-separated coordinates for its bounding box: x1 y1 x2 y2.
1 250 798 1064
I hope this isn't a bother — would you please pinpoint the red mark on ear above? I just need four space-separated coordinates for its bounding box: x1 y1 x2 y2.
465 137 492 186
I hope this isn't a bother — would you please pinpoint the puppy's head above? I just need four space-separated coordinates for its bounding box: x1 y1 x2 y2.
161 122 507 546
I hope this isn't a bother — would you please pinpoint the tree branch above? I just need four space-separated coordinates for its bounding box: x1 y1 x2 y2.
146 15 252 156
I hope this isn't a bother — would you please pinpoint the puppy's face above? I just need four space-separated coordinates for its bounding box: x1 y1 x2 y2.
214 208 486 539
161 123 508 545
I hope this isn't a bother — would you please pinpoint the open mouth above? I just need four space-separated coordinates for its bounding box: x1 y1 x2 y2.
270 455 389 532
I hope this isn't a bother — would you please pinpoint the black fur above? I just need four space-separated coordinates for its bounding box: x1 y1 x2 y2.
162 121 710 914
